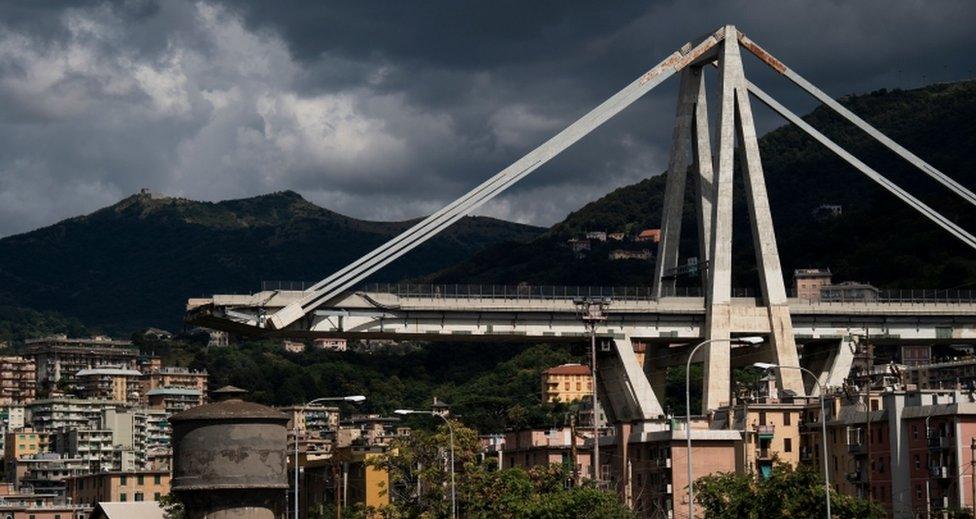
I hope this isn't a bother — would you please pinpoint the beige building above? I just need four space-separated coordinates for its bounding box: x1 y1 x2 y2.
75 368 143 403
66 470 171 505
541 364 592 403
142 367 208 396
0 357 36 405
313 338 347 351
793 268 832 301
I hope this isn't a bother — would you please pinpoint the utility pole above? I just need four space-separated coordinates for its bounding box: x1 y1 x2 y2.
576 297 608 486
569 412 580 486
971 438 975 515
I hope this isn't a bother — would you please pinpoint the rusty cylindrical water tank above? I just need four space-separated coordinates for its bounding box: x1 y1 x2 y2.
170 386 290 519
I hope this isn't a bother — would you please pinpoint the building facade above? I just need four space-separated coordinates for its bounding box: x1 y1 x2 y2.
0 357 37 405
66 470 170 505
541 364 592 404
24 336 138 391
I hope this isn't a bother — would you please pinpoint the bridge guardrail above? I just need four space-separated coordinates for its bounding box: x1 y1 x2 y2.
260 282 976 304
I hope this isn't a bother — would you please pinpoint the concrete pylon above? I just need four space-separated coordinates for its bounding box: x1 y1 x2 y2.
654 25 804 411
597 337 664 422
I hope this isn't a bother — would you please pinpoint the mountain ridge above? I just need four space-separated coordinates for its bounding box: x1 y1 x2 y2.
0 190 543 332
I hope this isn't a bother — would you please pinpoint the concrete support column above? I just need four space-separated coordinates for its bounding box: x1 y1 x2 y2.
814 338 856 393
597 337 664 421
702 26 738 412
691 67 715 286
652 66 702 299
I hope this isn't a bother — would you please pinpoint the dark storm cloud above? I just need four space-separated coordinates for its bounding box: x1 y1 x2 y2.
0 0 974 236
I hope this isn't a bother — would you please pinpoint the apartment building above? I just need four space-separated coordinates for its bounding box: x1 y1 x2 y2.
66 470 170 505
501 427 592 478
28 399 126 432
541 364 592 404
793 268 833 301
813 388 976 517
12 453 88 491
24 336 138 391
3 429 49 483
0 357 36 405
74 368 142 403
281 404 340 434
142 367 208 396
146 388 203 413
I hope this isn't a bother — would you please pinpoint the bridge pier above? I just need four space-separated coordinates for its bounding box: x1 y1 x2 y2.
597 336 664 422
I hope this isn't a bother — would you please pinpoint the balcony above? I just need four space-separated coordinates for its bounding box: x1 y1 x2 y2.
847 442 866 455
931 496 950 510
929 466 950 479
756 448 773 461
927 436 952 450
799 448 814 461
655 458 672 469
754 425 775 440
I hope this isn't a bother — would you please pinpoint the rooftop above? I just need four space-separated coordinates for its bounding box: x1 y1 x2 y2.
543 363 591 376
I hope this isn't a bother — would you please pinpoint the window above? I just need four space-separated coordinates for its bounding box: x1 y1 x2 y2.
120 493 127 502
759 411 766 425
784 438 792 453
154 493 161 501
135 492 144 502
120 475 127 485
784 412 791 426
154 475 161 484
914 454 920 469
137 475 145 485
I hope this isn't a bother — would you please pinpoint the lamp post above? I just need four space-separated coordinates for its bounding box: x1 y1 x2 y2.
573 296 608 486
294 395 366 519
753 362 831 519
685 336 764 519
395 409 456 519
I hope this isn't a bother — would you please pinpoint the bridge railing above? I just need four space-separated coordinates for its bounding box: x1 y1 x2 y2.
358 283 715 300
795 289 976 305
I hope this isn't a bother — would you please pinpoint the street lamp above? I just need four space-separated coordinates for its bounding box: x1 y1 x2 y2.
395 409 456 519
753 362 831 519
294 395 366 519
685 336 763 519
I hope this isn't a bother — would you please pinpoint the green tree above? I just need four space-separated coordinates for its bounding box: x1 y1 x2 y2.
369 419 630 518
695 463 884 518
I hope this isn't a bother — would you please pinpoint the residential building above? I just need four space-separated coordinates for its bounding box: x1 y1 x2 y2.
74 368 143 403
142 367 207 395
146 388 203 413
585 231 607 242
3 429 49 483
608 232 626 241
899 357 976 389
280 404 340 435
312 338 347 351
608 249 652 261
793 268 833 302
501 427 592 478
635 229 661 243
13 453 88 491
282 340 306 353
24 336 138 391
0 357 36 404
0 502 92 519
297 445 390 516
336 415 406 448
541 364 592 403
66 470 170 505
713 378 809 478
2 405 26 430
567 238 590 257
28 399 126 432
901 345 932 367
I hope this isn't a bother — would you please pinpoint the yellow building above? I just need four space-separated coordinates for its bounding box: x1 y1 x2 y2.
66 470 171 505
75 367 143 403
299 445 390 516
541 364 592 403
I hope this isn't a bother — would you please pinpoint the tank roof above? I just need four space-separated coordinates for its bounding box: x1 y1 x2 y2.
169 397 288 423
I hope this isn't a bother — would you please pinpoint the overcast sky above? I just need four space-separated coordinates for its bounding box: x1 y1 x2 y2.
0 1 973 237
